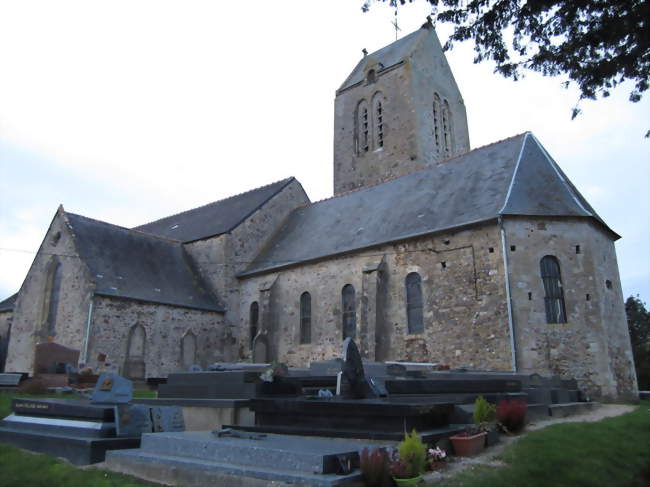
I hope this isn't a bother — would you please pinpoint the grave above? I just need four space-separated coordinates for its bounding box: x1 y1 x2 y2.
0 373 184 465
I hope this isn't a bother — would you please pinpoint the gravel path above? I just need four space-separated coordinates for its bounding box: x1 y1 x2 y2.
423 403 638 483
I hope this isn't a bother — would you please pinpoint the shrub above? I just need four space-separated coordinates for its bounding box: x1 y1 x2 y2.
473 395 497 430
395 429 427 478
497 399 527 433
360 448 392 487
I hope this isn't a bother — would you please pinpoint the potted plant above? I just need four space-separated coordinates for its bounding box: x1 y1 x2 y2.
496 399 528 434
473 395 499 446
389 429 427 486
360 448 392 487
449 428 487 457
427 446 447 471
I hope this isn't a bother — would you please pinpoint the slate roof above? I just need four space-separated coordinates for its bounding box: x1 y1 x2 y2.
134 178 295 243
65 212 223 312
241 132 614 277
0 293 17 312
338 28 425 92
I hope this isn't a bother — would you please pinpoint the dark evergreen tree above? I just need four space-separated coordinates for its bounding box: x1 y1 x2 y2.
625 295 650 390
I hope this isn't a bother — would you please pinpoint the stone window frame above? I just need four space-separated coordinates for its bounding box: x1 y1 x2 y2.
355 100 370 155
42 257 63 338
341 284 357 340
249 301 259 349
540 255 567 324
299 291 312 344
433 92 442 154
181 330 197 368
405 272 424 334
442 99 453 156
371 91 385 151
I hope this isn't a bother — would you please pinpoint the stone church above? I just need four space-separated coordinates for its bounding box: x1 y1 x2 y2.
0 23 638 400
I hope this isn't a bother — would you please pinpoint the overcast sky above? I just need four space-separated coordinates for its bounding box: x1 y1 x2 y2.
1 1 648 305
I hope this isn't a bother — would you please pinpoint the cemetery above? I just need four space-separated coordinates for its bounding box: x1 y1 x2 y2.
0 338 616 486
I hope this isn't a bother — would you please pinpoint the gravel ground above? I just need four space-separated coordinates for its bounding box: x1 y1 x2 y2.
423 403 638 483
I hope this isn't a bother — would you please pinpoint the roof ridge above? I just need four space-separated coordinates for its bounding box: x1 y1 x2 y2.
134 177 295 230
66 211 183 245
308 132 529 207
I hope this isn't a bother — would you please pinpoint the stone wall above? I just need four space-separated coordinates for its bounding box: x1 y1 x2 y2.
86 295 224 378
5 209 94 374
185 178 309 359
239 223 512 370
0 310 12 372
504 216 638 400
333 28 470 195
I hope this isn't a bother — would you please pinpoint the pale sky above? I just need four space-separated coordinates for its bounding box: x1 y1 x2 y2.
1 1 649 305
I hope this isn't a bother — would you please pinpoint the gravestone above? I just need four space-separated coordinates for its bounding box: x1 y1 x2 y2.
336 338 373 399
91 373 133 404
151 406 185 433
33 342 79 374
114 404 153 437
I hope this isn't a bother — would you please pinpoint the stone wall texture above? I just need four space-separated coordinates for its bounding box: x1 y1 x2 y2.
239 224 513 370
185 178 309 359
504 217 638 400
5 210 94 373
86 296 224 378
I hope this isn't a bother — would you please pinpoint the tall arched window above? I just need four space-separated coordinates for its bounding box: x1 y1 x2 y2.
355 100 369 154
342 284 356 339
406 272 424 334
540 256 567 323
300 292 311 344
181 331 197 368
433 93 442 154
372 92 384 149
442 100 453 156
125 324 146 379
45 259 63 337
250 301 259 348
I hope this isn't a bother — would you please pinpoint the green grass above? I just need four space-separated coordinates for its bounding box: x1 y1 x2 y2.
434 402 650 487
0 389 160 486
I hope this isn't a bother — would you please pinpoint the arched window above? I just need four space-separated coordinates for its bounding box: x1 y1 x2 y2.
355 100 369 154
125 324 146 379
406 272 424 334
372 92 384 149
540 256 567 323
300 292 311 344
181 331 197 368
250 301 259 348
43 258 62 337
442 99 453 156
433 93 441 154
367 69 376 84
342 284 356 339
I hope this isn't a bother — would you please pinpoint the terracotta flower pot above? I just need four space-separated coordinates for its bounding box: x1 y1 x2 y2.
449 431 487 456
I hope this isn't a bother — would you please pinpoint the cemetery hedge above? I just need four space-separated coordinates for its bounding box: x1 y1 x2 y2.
434 401 650 487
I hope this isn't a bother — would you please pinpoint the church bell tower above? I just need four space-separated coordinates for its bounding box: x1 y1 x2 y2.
333 22 470 195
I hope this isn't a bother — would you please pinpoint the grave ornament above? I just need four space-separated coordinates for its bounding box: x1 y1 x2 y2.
90 373 133 404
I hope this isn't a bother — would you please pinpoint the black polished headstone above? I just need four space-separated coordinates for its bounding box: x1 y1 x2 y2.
11 397 115 421
336 338 373 399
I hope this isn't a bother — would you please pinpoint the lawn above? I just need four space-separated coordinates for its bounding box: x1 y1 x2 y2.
433 402 650 487
0 389 159 487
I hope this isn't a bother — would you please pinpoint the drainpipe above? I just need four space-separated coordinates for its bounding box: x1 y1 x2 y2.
82 296 94 365
499 216 517 372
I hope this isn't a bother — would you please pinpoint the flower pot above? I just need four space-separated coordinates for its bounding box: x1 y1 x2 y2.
393 476 422 487
449 431 487 457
